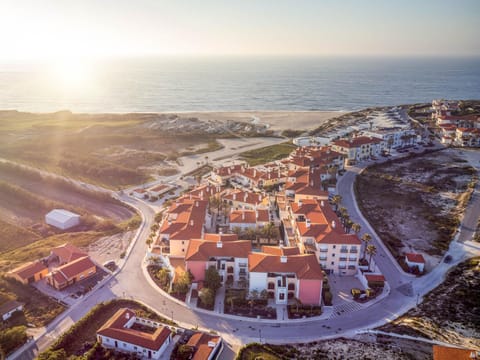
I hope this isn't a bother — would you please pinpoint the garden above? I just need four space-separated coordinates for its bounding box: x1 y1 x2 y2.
224 289 276 319
287 303 322 319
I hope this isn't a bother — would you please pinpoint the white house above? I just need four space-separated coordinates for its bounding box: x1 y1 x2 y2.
0 300 24 321
45 209 81 230
405 253 426 273
186 332 223 360
97 308 172 359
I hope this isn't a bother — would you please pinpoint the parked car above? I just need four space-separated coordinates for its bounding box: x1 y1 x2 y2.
444 255 452 263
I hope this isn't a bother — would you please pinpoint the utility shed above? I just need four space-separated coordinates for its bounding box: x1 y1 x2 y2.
45 209 81 230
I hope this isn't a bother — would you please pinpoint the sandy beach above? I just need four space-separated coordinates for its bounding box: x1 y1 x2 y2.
166 110 346 131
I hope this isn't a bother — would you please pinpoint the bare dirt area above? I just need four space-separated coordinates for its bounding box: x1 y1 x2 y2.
380 257 480 350
174 111 343 132
86 230 134 266
242 336 432 359
355 149 477 266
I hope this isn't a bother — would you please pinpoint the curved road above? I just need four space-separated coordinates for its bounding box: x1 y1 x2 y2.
11 151 480 360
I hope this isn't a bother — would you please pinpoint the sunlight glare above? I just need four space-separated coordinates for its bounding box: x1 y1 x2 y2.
49 58 95 92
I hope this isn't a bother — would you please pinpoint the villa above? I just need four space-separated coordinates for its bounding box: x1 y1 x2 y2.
6 261 49 285
228 209 270 232
221 189 268 210
97 308 172 359
331 136 384 165
248 246 323 305
47 256 97 290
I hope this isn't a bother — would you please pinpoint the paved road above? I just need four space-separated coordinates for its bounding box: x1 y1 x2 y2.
9 148 480 360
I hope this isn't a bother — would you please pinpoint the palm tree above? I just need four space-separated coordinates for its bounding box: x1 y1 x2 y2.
331 195 342 212
345 219 353 233
361 233 372 260
352 223 361 236
366 244 377 272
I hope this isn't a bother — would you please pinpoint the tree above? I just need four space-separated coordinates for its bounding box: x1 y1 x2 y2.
204 266 222 292
199 287 215 308
366 244 377 272
176 344 195 360
261 222 279 244
361 233 372 260
174 271 193 294
352 223 361 236
37 349 68 360
0 326 27 358
156 268 171 289
150 223 159 232
345 219 353 233
331 195 342 211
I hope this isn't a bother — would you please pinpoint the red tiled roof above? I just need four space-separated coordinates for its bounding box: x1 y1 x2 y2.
229 210 256 224
8 261 47 281
249 252 323 280
405 253 425 263
56 256 96 279
187 332 221 360
365 274 385 283
332 136 383 148
432 345 477 360
222 189 265 205
51 243 87 264
185 239 251 261
160 199 208 240
261 246 300 256
97 308 171 351
149 184 169 192
203 233 239 242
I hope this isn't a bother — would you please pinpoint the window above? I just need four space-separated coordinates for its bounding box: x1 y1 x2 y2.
331 261 335 265
349 257 357 261
279 293 285 300
333 245 336 249
182 248 185 252
332 253 335 257
182 241 185 244
134 346 137 350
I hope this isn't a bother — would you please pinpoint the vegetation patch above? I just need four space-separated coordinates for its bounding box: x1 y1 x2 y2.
355 149 475 260
380 257 480 349
239 142 297 166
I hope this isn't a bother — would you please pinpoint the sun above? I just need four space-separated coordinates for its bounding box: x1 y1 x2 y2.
49 58 95 92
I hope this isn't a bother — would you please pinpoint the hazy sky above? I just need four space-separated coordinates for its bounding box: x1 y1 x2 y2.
1 0 479 61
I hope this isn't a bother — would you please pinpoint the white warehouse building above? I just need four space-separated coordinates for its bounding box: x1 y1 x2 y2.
45 209 81 230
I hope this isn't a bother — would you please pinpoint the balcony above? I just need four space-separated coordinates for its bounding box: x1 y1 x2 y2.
350 248 358 253
348 265 356 270
339 257 347 261
319 248 328 253
340 248 348 253
349 257 357 262
339 265 347 270
319 256 327 261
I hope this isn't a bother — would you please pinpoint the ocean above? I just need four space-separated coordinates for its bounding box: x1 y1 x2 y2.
0 56 479 113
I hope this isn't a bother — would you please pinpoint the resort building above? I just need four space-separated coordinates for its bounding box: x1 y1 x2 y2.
156 199 210 258
248 246 323 305
364 127 418 150
228 209 270 232
97 308 172 360
221 189 268 210
331 136 384 164
288 199 361 275
185 234 251 284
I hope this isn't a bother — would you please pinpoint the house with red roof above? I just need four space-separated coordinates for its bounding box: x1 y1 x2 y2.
148 184 172 198
185 234 251 284
455 127 480 147
6 261 48 285
228 209 270 232
50 243 87 265
331 136 384 165
156 199 209 258
222 189 268 210
405 252 426 273
289 199 361 275
186 332 223 360
97 308 172 359
47 256 97 290
248 246 323 305
432 345 479 360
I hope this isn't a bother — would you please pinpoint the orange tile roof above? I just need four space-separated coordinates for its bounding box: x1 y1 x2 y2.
97 308 171 351
405 253 425 263
365 274 385 283
222 189 265 206
8 261 47 280
51 243 87 264
187 332 221 360
432 345 478 360
332 136 383 148
185 239 252 261
160 199 208 240
149 184 169 192
261 246 300 256
249 252 323 280
56 256 96 280
203 233 239 242
229 210 257 224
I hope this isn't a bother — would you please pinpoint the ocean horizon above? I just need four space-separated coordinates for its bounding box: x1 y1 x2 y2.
0 56 479 113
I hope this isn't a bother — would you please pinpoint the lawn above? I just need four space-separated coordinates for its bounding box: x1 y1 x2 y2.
0 219 40 253
239 142 296 166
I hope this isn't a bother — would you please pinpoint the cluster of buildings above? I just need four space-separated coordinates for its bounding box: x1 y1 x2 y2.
433 99 480 147
150 142 378 307
6 243 97 291
132 183 174 199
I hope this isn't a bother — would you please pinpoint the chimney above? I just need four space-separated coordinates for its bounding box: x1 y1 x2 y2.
242 212 245 220
195 201 199 207
331 220 336 229
208 341 216 348
254 169 257 177
244 193 248 201
310 180 314 187
256 210 259 220
320 200 324 207
259 194 262 202
216 241 223 248
280 256 287 263
233 193 236 200
125 312 130 320
306 218 311 228
190 220 194 226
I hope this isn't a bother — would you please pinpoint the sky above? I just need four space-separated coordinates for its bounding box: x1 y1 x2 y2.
0 0 479 61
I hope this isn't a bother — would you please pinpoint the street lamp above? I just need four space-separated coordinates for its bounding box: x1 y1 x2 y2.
416 293 420 306
259 329 262 344
171 310 174 322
